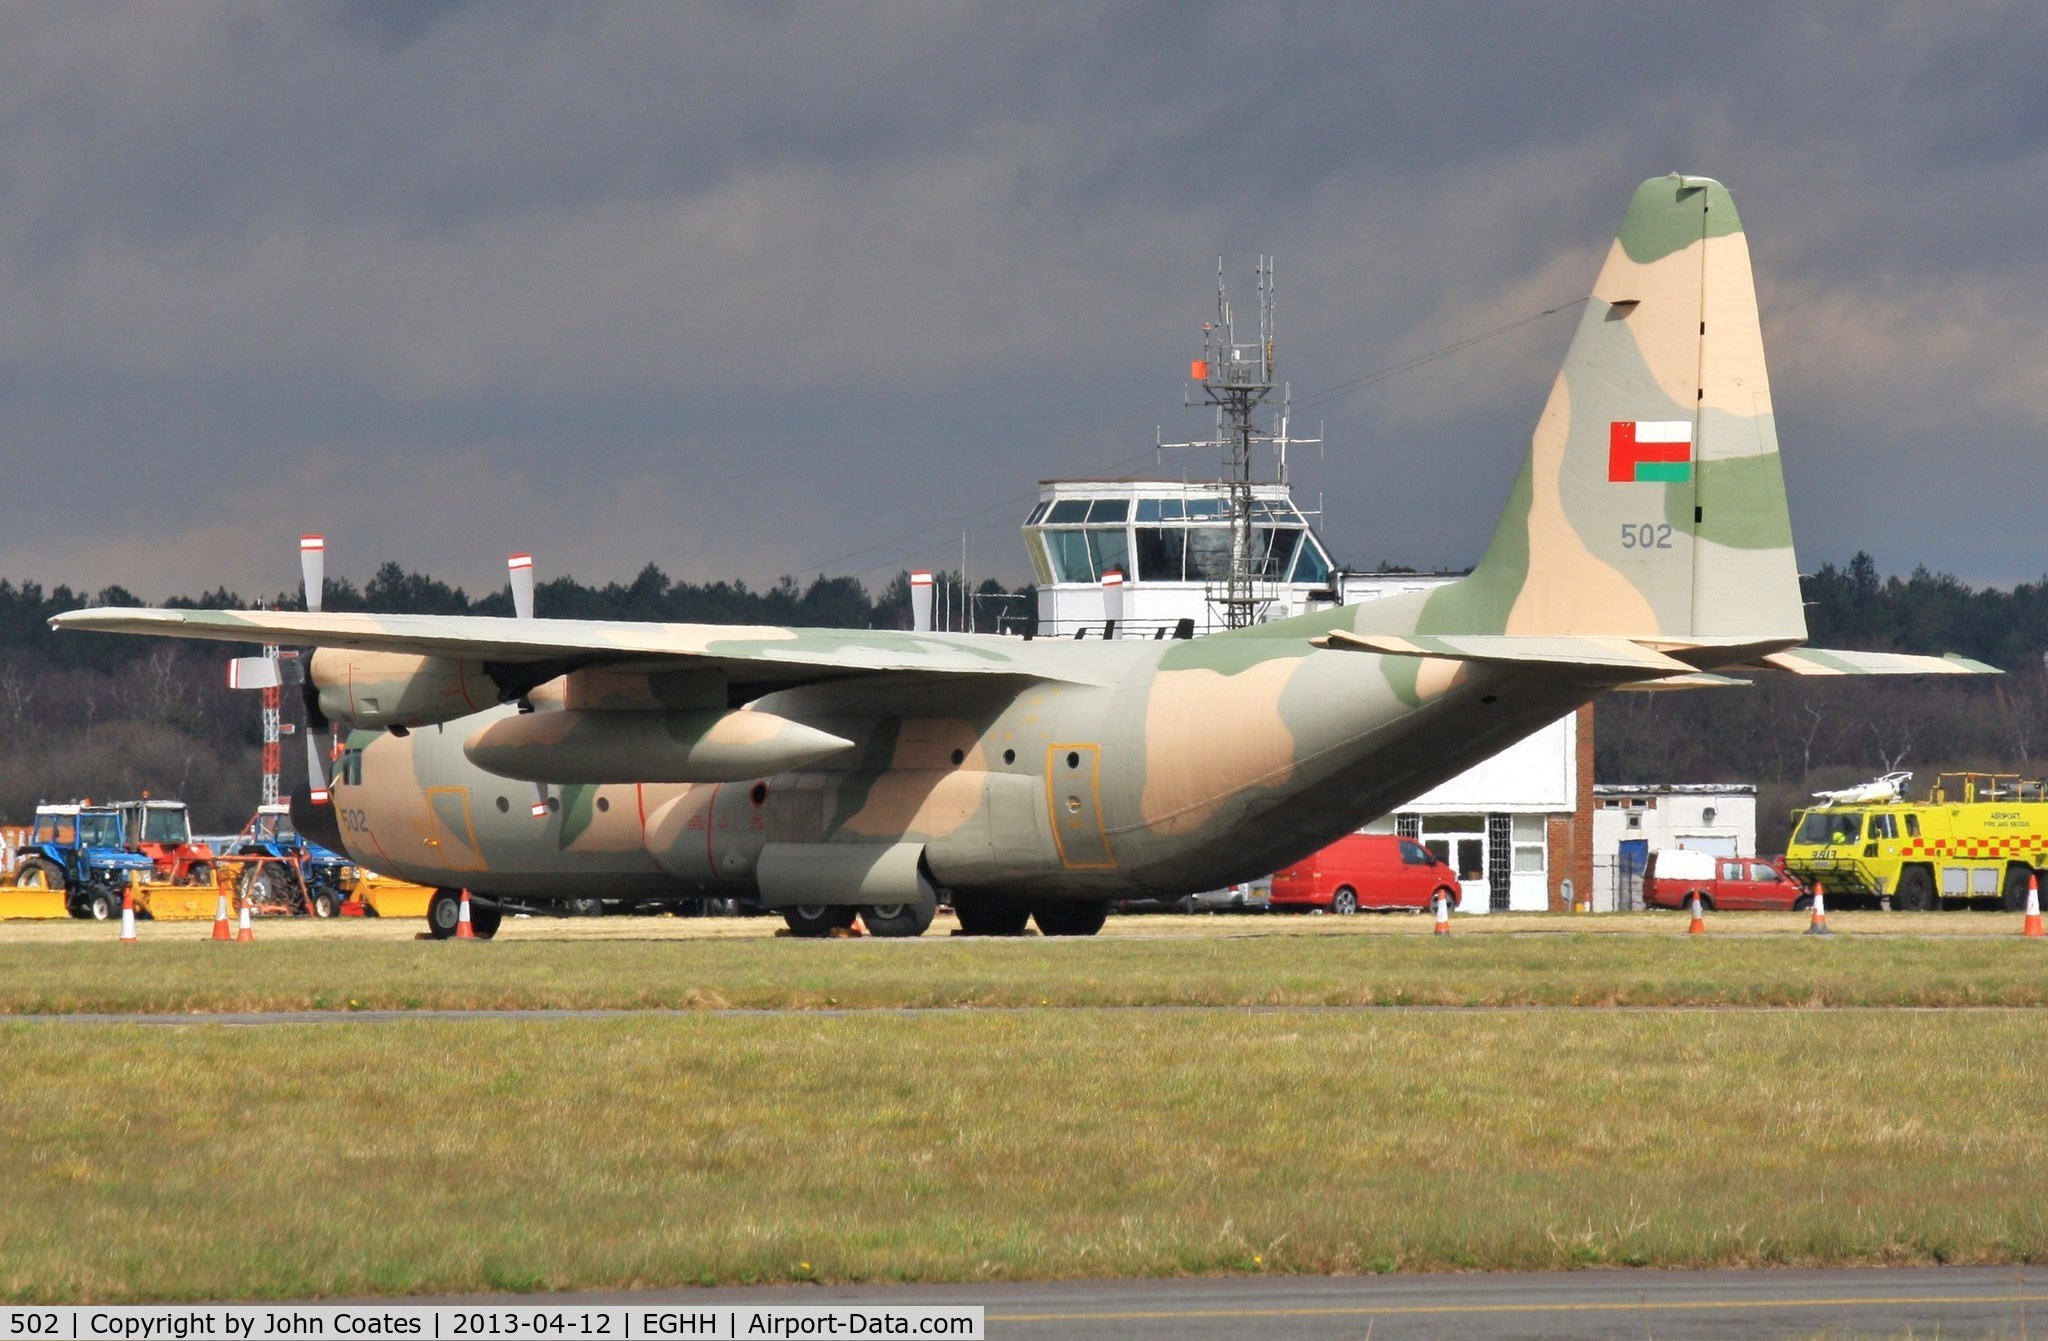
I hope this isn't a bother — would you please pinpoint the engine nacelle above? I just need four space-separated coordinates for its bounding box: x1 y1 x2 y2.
310 649 504 730
463 708 853 783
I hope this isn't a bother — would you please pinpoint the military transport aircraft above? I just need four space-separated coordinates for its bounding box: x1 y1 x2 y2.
54 175 1993 940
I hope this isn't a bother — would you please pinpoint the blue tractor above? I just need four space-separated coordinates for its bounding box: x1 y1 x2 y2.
221 803 360 918
15 803 158 920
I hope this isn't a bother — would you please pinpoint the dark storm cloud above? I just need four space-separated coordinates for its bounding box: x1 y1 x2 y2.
0 2 2043 598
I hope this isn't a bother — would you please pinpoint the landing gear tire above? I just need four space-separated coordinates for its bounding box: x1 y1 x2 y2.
861 901 935 938
426 888 462 940
782 904 857 938
1331 886 1359 915
952 896 1030 936
469 905 503 940
2001 865 2035 913
1896 866 1936 913
1032 900 1109 937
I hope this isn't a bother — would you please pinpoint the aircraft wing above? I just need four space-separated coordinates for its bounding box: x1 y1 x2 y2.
50 607 1087 685
1749 648 2002 676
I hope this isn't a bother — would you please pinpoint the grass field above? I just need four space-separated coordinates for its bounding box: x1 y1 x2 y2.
1 913 2046 1013
4 1009 2045 1301
7 913 2047 1304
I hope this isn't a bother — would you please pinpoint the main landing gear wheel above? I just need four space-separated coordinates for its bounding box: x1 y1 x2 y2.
468 905 503 940
951 896 1030 936
861 902 935 938
1331 886 1359 915
1895 866 1936 913
782 904 858 938
1031 900 1109 937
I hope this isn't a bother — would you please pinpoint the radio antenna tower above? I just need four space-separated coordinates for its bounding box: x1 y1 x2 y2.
1159 257 1319 628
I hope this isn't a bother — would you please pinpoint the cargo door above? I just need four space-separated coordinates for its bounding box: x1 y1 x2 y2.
421 786 486 873
1046 744 1114 870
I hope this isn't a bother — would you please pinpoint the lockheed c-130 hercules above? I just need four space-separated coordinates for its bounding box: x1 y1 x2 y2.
55 175 1994 940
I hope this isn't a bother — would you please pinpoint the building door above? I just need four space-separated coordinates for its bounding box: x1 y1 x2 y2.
1618 839 1649 912
1421 814 1489 912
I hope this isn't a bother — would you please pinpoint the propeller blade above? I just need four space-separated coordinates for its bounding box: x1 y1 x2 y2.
305 730 332 805
509 552 535 620
227 656 281 690
300 535 326 613
911 570 933 632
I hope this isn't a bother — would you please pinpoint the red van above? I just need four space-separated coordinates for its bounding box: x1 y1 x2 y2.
1643 849 1808 911
1271 834 1462 914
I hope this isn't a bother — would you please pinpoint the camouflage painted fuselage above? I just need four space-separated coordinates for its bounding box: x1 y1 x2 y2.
325 601 1586 901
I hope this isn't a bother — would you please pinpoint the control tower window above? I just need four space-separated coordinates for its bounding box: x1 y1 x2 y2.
1046 500 1090 524
1133 528 1186 581
1292 537 1332 584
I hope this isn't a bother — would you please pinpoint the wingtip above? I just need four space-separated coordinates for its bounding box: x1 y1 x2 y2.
49 606 188 632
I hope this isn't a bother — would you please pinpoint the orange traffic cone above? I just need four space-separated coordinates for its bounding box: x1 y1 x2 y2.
2023 873 2044 938
1433 892 1451 935
211 890 233 941
456 888 476 940
1805 883 1832 936
119 885 138 944
236 896 254 942
1686 891 1706 935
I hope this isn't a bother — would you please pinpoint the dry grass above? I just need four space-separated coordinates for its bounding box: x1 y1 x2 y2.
1 913 2046 1014
3 1009 2045 1302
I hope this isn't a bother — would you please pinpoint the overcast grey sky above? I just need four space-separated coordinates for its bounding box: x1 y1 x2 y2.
1 2 2043 602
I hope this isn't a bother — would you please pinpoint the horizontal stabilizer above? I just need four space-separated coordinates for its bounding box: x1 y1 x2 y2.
1755 649 2002 676
1612 672 1753 692
1315 630 1695 676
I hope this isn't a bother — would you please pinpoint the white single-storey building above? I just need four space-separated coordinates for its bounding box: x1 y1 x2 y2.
1591 783 1758 911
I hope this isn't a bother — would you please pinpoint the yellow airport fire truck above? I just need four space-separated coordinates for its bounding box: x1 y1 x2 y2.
1783 772 2048 910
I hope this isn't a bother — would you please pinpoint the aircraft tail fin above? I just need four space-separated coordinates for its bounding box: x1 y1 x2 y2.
1417 173 1804 644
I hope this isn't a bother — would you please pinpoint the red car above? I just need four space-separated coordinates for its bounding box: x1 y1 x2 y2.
1643 849 1808 911
1271 834 1462 914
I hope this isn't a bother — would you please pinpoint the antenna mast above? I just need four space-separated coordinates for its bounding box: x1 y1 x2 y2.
1160 256 1318 628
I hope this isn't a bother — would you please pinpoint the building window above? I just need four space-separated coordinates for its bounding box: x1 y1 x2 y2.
1512 814 1545 873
